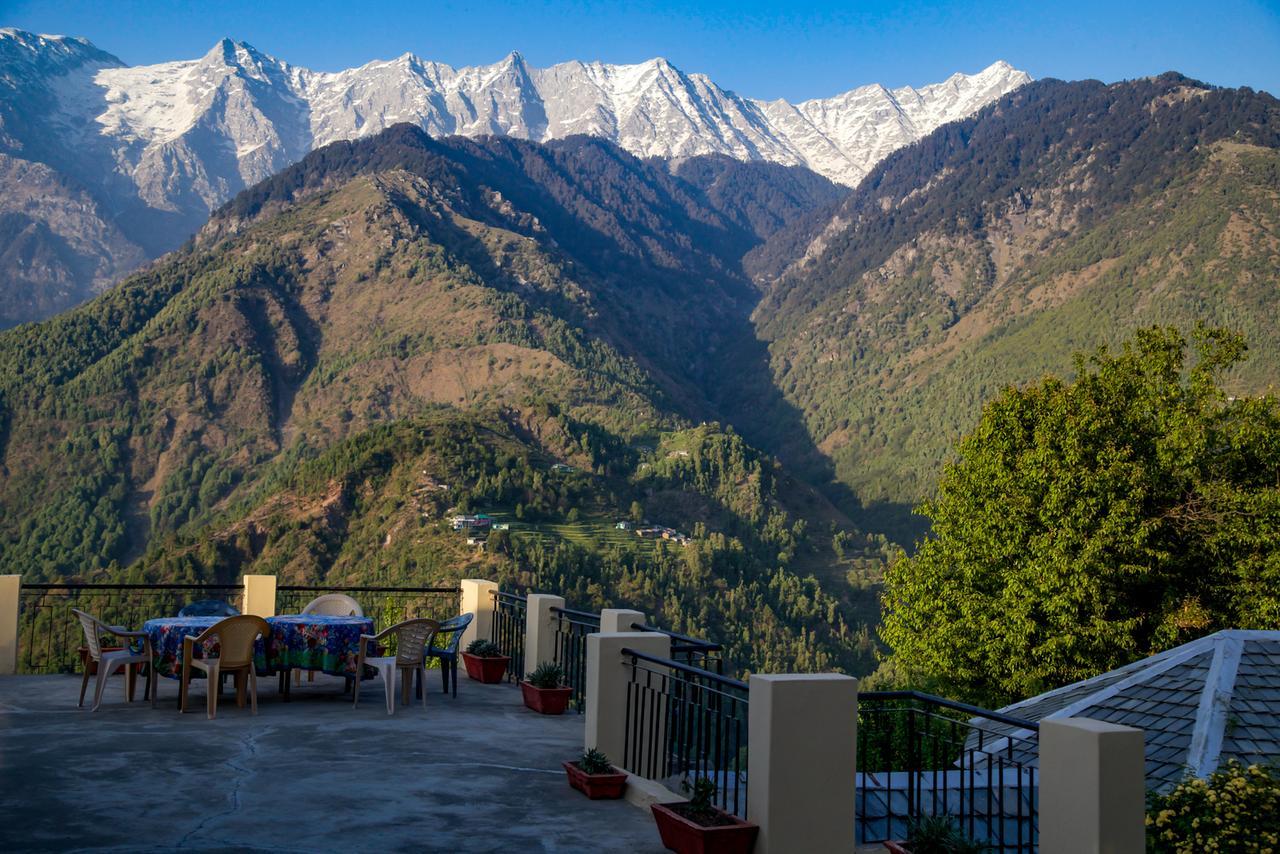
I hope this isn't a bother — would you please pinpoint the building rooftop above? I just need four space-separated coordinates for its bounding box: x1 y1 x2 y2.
993 630 1280 790
0 674 665 852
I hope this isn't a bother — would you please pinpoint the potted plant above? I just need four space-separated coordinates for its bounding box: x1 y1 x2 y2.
520 662 573 714
884 815 990 854
461 639 511 683
651 777 758 854
563 747 628 799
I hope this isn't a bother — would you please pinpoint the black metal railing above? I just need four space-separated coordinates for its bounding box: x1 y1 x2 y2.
490 591 527 683
17 582 244 674
276 585 459 633
551 606 599 713
856 691 1040 852
623 648 750 818
631 621 725 674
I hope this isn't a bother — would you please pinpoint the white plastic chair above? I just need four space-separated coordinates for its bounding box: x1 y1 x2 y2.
301 593 363 616
72 609 155 712
353 618 439 715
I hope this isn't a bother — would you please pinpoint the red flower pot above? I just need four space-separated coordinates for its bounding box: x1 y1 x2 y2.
462 652 510 683
650 803 758 854
883 844 911 854
562 760 628 799
520 681 573 714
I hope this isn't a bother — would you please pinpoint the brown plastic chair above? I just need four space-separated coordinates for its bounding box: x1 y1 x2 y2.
180 615 271 719
72 609 155 711
353 618 439 715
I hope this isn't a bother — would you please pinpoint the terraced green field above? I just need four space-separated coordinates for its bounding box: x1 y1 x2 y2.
483 512 665 553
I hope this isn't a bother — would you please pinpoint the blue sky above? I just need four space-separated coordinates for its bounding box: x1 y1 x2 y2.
7 0 1279 100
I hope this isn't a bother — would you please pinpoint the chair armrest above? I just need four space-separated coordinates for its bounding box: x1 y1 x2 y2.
103 627 151 655
193 624 222 644
105 628 148 639
362 624 398 642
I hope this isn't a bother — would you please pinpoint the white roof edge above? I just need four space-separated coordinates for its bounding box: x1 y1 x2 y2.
1187 635 1244 778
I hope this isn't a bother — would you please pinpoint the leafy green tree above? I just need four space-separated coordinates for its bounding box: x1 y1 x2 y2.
881 327 1280 706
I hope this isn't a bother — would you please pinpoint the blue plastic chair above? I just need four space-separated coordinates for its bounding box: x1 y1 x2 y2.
427 613 474 698
177 599 241 618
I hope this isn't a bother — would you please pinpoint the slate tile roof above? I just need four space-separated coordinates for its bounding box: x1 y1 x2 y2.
987 631 1280 791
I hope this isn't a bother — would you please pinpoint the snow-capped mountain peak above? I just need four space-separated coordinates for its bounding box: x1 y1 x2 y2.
1 29 1029 259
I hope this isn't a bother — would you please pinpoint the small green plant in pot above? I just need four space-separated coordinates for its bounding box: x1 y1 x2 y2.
884 815 991 854
563 747 628 799
650 776 758 854
520 661 573 714
461 639 510 683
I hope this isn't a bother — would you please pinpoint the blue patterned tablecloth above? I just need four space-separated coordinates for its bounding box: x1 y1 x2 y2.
143 615 375 679
267 614 375 677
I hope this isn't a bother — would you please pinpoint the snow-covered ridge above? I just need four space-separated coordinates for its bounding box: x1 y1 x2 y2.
0 28 1029 242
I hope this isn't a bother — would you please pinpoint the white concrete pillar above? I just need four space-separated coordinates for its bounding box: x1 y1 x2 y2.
459 579 498 648
1039 718 1145 854
747 674 859 854
585 631 671 768
241 574 277 618
523 593 564 677
0 575 18 675
600 608 646 634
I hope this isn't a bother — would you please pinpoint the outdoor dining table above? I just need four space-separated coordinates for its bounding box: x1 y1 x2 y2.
142 614 376 702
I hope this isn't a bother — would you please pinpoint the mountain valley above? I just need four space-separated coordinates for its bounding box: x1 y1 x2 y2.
1 31 1278 677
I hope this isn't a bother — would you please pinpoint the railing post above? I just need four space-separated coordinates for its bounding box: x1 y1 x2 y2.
241 574 277 618
523 593 564 676
0 576 19 675
747 674 859 854
599 608 646 633
459 579 497 649
1039 718 1145 854
585 631 670 765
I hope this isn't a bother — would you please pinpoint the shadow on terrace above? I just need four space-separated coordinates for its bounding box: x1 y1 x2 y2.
0 672 662 853
0 578 661 853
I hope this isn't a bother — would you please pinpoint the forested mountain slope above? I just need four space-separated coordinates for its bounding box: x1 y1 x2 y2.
0 127 879 674
744 74 1280 530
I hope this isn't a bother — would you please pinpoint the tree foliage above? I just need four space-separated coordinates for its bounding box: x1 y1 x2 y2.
881 326 1280 705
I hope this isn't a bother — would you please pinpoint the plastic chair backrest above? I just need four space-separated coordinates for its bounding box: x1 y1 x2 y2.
196 615 270 667
301 594 363 617
71 609 106 661
431 612 474 654
178 599 240 617
388 618 440 666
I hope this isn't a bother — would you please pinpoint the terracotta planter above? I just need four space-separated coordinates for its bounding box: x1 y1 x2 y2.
520 681 573 715
462 652 510 683
883 843 911 854
650 802 759 854
562 760 628 799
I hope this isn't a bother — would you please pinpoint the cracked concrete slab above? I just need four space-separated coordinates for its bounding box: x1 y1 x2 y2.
0 674 666 853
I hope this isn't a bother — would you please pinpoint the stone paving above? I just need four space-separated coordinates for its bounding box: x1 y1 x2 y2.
0 672 665 852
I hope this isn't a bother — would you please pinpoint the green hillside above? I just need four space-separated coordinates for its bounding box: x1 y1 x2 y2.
744 76 1280 538
0 128 877 676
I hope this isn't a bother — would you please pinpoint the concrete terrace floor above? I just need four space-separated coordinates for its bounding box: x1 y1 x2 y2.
0 672 666 853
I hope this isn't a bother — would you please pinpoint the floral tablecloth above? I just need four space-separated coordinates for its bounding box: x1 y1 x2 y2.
143 615 375 679
267 614 375 677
